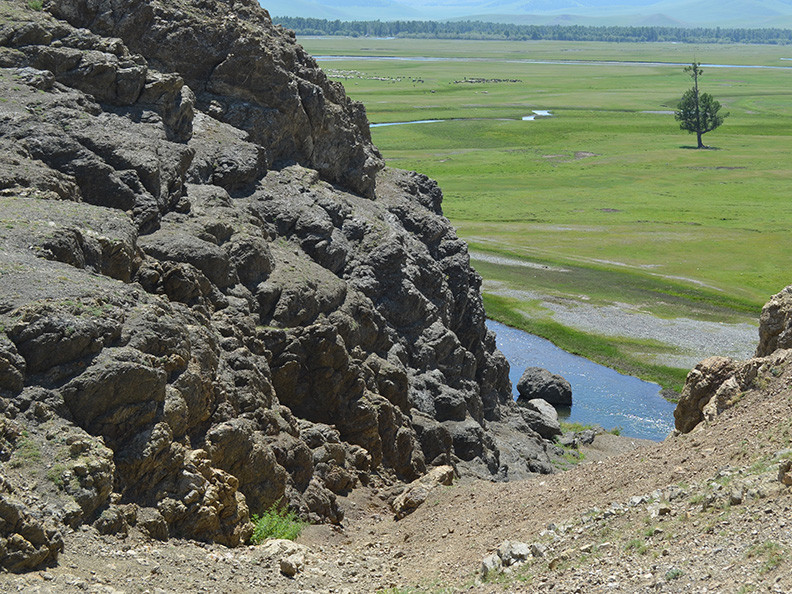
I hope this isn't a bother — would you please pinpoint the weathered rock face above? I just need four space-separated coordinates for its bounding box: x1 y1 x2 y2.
46 0 383 198
516 367 573 406
0 0 555 570
674 285 792 434
757 286 792 357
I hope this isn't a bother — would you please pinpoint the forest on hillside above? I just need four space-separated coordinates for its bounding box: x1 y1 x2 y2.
275 17 792 44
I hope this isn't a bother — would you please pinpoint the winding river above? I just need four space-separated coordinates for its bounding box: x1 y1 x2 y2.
487 319 676 441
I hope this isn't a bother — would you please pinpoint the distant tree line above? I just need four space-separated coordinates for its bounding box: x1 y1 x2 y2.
274 17 792 45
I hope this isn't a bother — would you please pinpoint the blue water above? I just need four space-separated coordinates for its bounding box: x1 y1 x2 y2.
316 55 792 70
370 119 445 127
486 319 676 441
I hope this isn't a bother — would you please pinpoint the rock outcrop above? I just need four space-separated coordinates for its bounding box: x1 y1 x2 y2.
0 0 557 570
674 286 792 433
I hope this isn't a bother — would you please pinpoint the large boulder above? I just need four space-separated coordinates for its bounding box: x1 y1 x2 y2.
515 398 562 439
516 367 573 406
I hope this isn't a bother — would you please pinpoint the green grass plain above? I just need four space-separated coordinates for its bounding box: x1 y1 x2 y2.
301 38 792 391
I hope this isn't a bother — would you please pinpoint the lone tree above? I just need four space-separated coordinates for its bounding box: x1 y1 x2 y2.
675 62 728 149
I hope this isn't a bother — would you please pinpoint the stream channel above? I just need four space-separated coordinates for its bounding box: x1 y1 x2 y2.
486 319 676 441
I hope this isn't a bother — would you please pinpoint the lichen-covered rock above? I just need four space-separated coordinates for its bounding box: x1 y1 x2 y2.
47 0 382 197
674 349 785 434
670 283 792 433
137 507 169 541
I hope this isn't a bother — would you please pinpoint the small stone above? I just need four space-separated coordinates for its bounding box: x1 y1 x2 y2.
531 543 547 558
481 553 502 579
280 552 305 577
498 541 531 566
629 496 646 507
647 503 668 518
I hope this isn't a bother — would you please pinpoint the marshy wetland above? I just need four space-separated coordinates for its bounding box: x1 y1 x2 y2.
301 37 792 394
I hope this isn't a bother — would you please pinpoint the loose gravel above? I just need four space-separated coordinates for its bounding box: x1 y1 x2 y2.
484 280 758 370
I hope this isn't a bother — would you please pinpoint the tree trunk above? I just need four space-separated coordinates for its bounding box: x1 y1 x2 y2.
697 131 704 149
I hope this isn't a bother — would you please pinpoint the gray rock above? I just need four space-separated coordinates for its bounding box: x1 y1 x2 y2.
673 356 743 433
757 285 792 356
0 484 64 572
137 507 169 541
94 505 128 536
48 0 382 197
0 337 25 394
498 540 531 566
392 465 454 519
530 542 547 558
516 399 562 439
480 553 502 579
516 367 572 406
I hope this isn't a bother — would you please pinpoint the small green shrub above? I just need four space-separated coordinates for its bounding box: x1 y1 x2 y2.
11 438 41 467
46 463 68 488
665 568 684 581
747 541 786 575
251 502 305 544
624 539 648 555
27 0 43 10
560 421 594 433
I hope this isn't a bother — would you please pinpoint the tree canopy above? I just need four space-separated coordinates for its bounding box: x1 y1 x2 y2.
674 62 728 148
274 17 792 45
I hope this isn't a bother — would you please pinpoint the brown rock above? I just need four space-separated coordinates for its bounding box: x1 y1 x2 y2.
674 357 740 433
392 465 454 519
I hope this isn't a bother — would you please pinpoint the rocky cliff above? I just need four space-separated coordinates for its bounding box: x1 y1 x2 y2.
0 0 558 571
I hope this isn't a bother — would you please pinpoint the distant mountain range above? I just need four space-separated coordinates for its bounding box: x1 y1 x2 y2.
261 0 792 28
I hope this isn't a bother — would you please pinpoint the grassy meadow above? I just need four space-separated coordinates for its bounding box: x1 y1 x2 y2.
301 38 792 392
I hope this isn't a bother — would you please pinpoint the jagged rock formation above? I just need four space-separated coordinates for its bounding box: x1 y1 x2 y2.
0 0 557 570
674 285 792 433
